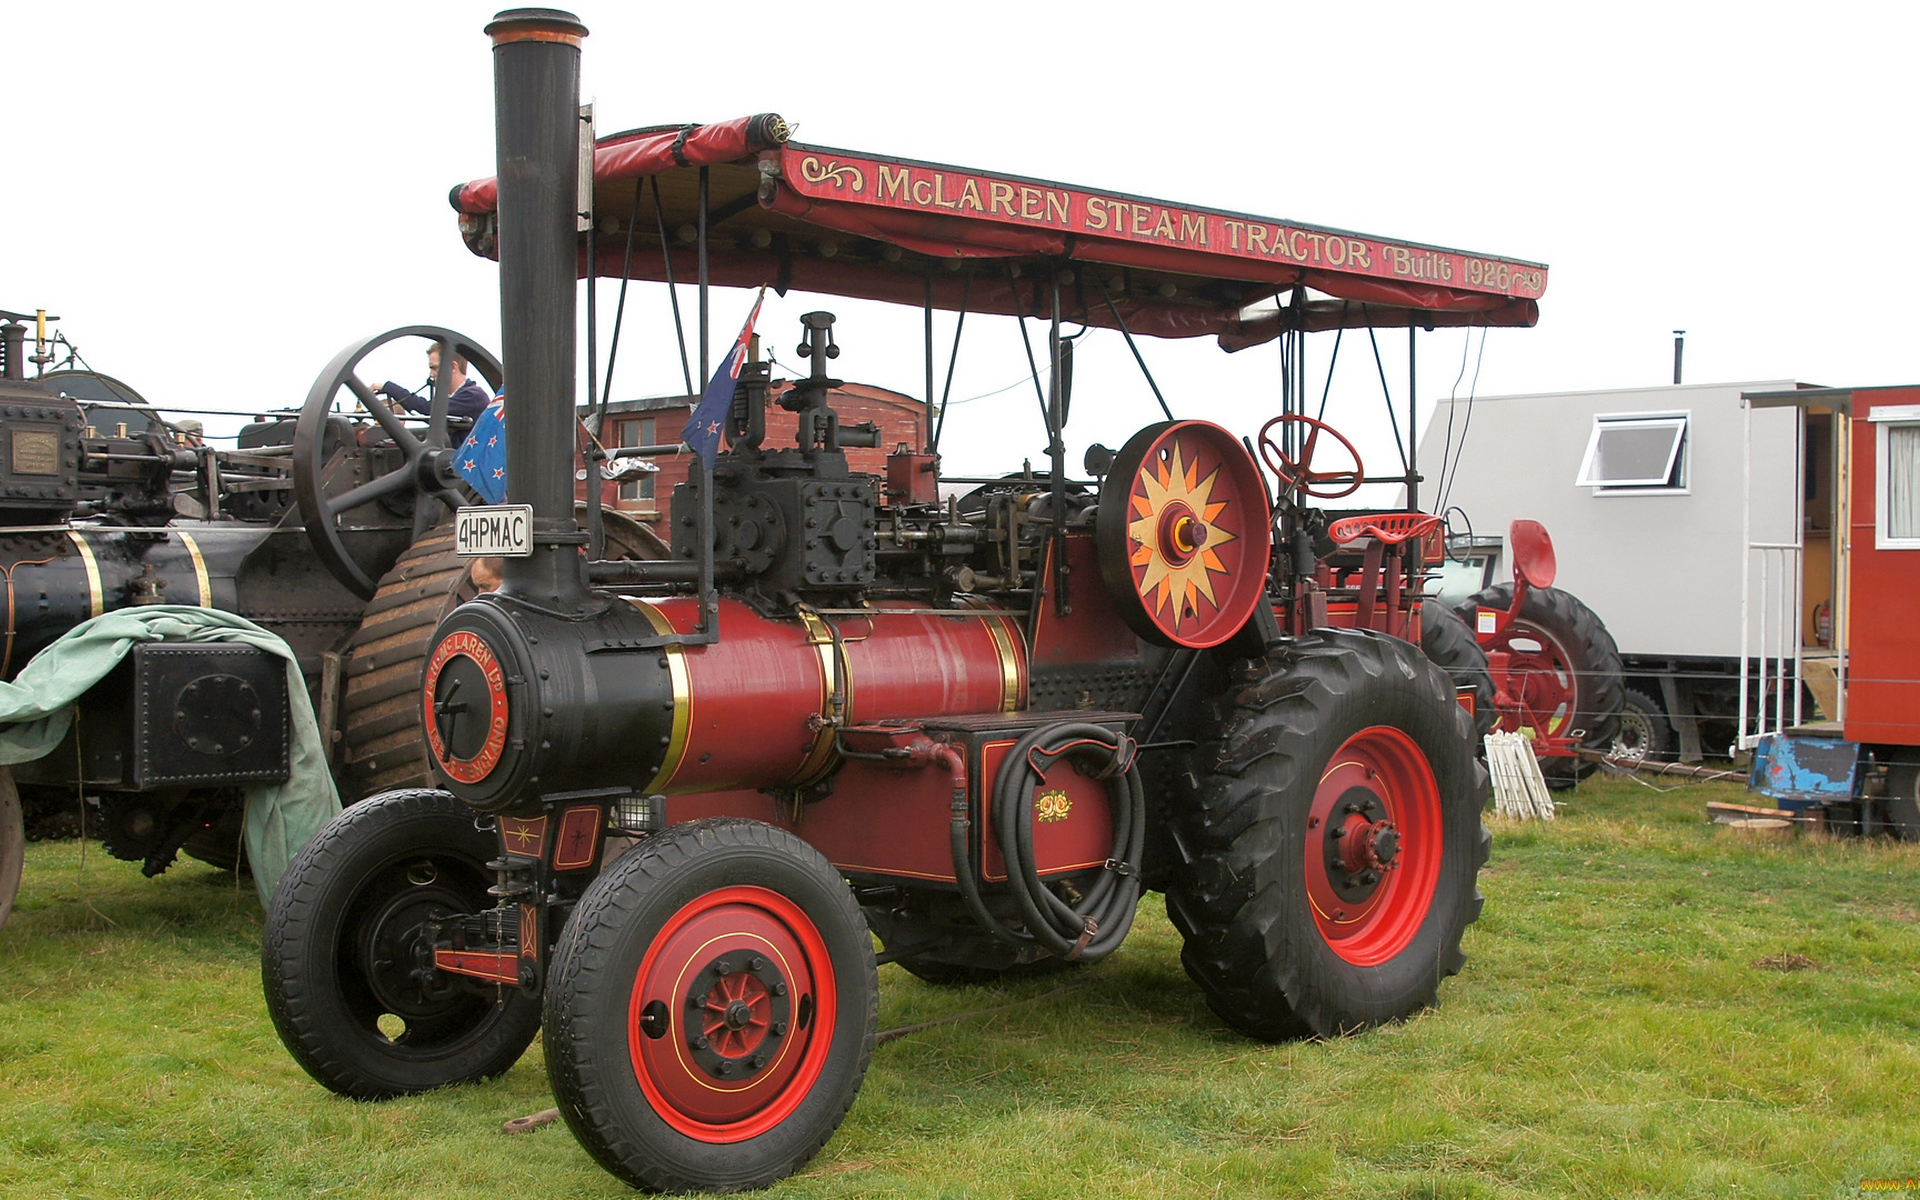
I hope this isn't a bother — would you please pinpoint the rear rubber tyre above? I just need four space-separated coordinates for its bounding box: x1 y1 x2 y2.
1418 601 1496 741
1165 629 1490 1039
544 818 876 1194
1465 583 1624 789
261 788 540 1099
338 532 477 802
0 768 22 930
1613 688 1672 761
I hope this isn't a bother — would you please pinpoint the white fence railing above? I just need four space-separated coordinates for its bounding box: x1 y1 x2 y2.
1738 542 1803 750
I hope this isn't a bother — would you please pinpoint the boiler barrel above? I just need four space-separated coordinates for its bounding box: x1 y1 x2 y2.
631 597 1026 794
0 526 251 678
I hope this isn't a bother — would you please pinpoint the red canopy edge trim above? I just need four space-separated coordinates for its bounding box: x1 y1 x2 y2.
451 115 786 215
772 145 1547 304
565 240 1537 351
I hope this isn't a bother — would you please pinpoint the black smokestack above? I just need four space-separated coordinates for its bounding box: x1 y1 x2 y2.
485 7 590 608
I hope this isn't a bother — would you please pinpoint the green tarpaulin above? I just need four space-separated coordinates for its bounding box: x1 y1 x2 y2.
0 606 340 908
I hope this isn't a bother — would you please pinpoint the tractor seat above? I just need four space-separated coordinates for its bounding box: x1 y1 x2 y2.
1326 512 1442 547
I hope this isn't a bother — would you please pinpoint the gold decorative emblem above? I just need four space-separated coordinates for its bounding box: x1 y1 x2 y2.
799 155 865 193
1034 789 1073 823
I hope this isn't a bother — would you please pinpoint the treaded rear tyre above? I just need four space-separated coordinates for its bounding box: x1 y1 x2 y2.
261 788 540 1099
1418 601 1497 740
1464 583 1624 788
338 532 475 802
544 817 877 1194
1165 629 1490 1040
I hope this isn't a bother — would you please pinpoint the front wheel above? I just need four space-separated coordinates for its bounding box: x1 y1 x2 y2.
261 789 541 1098
544 818 877 1194
1166 629 1490 1039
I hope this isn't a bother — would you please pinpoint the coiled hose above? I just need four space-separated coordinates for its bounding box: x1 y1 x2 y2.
947 721 1145 963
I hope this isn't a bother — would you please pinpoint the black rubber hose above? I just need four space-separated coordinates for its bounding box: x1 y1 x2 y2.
950 721 1144 962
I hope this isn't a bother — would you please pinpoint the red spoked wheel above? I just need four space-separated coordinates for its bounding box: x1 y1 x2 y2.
627 885 836 1141
1485 621 1579 741
1095 419 1273 648
1303 727 1443 967
544 819 876 1194
1257 413 1365 500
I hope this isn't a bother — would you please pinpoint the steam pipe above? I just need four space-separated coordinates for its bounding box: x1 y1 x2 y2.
486 7 591 610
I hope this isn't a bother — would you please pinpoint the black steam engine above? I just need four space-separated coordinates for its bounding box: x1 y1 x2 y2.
0 304 578 919
256 8 1553 1193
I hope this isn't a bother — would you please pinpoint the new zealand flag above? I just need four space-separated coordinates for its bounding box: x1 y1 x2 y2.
454 398 509 504
682 290 766 467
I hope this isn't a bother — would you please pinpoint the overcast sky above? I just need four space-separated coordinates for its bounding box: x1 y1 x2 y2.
5 1 1913 496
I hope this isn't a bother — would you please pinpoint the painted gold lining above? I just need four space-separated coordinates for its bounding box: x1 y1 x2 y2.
176 531 213 607
960 595 1025 711
625 599 692 792
792 608 844 784
66 532 102 618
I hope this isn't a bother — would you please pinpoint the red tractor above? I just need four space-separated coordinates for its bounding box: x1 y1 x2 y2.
262 10 1549 1192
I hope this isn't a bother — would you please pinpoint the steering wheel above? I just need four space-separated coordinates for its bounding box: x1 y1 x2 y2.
1257 413 1365 500
293 326 503 600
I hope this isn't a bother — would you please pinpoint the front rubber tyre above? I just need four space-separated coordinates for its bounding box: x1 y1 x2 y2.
1613 687 1672 761
1166 629 1490 1039
544 818 877 1194
261 788 540 1099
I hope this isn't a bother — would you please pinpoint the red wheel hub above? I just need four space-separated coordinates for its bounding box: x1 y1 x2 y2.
1303 727 1443 966
627 886 836 1141
1487 621 1577 740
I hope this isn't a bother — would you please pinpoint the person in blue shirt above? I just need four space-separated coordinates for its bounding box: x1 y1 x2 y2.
374 345 491 420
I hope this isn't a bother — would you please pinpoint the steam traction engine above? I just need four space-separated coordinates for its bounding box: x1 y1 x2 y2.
262 10 1546 1193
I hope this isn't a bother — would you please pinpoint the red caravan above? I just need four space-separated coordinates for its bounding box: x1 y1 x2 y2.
264 8 1543 1195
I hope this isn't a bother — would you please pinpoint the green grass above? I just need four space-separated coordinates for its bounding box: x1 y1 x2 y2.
4 777 1919 1198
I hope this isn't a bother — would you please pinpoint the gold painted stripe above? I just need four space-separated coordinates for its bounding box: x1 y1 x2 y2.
792 609 842 784
625 599 692 792
66 532 102 618
176 530 213 607
961 596 1024 712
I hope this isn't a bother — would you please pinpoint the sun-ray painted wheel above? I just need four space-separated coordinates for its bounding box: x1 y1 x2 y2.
544 818 876 1194
1304 727 1444 967
1095 420 1272 648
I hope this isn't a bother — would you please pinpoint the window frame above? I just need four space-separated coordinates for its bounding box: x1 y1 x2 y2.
1575 409 1691 496
615 416 658 509
1871 405 1920 550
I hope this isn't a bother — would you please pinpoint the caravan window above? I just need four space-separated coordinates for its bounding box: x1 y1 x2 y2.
1874 411 1920 548
1575 412 1689 493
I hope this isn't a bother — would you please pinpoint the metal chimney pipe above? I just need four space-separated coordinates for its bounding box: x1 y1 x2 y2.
0 322 22 381
1672 330 1685 386
485 7 590 608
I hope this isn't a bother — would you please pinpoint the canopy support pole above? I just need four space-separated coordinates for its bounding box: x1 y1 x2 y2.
584 207 602 560
923 266 935 452
698 165 710 385
1093 277 1173 422
1048 272 1069 617
930 268 971 455
599 183 644 419
649 177 693 396
1408 325 1418 512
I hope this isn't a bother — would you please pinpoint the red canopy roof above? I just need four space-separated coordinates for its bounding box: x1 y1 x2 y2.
450 115 1545 351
